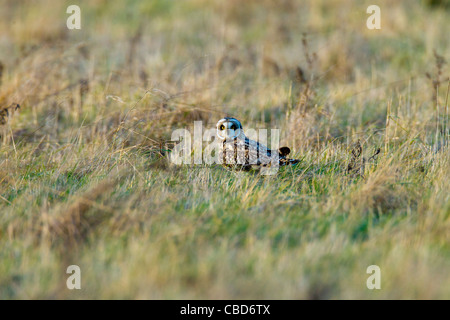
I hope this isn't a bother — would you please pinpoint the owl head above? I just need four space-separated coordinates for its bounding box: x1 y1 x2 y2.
216 117 243 140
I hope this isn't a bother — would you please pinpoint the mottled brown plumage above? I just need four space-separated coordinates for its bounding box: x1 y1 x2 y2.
0 103 20 126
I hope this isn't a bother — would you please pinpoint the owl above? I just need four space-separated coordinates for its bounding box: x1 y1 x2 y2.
216 117 300 170
0 103 20 126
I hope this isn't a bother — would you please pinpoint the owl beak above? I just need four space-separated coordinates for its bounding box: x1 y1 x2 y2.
226 129 236 137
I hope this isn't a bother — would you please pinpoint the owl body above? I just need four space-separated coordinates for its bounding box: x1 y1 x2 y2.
216 117 299 171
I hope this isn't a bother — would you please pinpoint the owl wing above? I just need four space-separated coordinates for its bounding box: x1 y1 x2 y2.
243 139 301 167
220 137 301 170
220 137 275 168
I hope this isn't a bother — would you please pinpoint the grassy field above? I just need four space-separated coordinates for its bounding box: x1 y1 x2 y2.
0 0 449 299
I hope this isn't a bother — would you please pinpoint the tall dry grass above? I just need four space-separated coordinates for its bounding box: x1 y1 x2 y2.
0 0 449 299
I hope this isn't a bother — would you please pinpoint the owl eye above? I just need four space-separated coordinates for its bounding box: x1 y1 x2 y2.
230 124 236 130
220 124 225 130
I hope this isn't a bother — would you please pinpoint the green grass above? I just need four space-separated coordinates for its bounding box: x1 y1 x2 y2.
0 0 449 299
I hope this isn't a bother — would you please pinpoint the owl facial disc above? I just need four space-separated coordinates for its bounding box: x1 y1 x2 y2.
216 117 243 140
